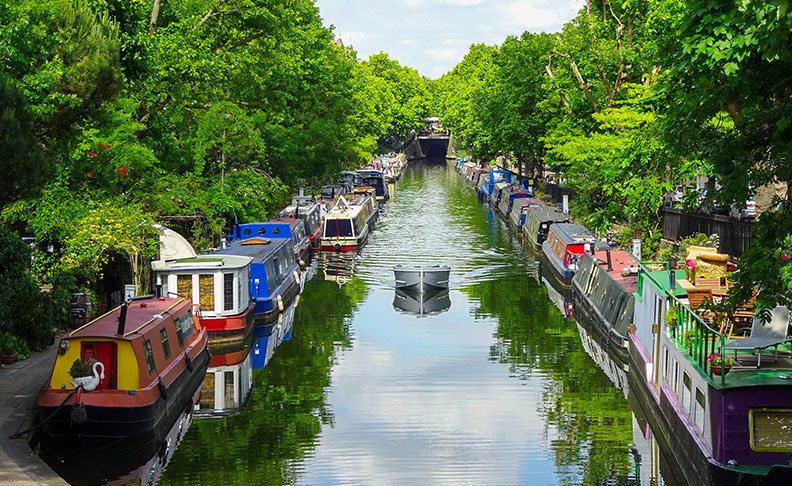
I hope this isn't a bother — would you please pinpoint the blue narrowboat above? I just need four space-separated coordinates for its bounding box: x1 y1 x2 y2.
215 236 301 325
235 220 311 266
477 169 511 202
357 169 389 202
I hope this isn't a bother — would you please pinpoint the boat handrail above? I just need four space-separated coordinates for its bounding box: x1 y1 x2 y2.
667 292 727 388
636 261 727 387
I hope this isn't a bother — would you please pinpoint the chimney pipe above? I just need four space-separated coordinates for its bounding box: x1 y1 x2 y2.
117 302 129 335
606 249 613 272
155 284 162 298
669 259 676 292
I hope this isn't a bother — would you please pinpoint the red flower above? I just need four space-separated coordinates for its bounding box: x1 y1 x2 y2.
106 144 110 149
87 172 93 177
71 148 76 151
98 143 103 149
117 165 127 178
93 153 98 158
782 254 789 262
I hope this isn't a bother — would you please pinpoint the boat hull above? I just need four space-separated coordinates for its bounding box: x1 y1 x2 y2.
628 335 792 485
36 345 210 446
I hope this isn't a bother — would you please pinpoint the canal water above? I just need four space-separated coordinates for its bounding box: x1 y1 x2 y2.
41 160 668 485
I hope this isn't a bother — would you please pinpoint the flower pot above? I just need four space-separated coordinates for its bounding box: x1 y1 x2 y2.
710 364 731 376
1 353 18 365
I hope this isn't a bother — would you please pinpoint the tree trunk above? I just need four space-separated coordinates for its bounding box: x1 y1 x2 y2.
570 61 600 112
149 0 162 33
545 62 573 115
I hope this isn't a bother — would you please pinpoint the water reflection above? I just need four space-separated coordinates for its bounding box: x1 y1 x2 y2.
38 408 193 486
196 334 255 417
392 287 451 316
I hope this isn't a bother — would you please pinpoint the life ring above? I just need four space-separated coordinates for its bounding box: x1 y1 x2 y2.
158 378 168 401
277 294 284 312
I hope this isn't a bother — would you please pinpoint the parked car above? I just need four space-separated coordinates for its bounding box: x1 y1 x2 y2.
729 193 756 220
663 185 685 207
698 189 730 215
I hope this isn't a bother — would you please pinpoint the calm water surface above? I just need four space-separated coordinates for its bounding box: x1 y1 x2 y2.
44 161 665 485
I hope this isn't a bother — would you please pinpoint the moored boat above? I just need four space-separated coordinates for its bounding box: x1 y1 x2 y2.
571 251 638 366
36 296 209 444
235 220 311 266
215 236 301 325
508 197 542 229
523 205 570 253
279 195 323 248
496 184 531 216
629 263 792 485
357 169 390 202
540 223 597 288
321 188 378 252
477 169 511 202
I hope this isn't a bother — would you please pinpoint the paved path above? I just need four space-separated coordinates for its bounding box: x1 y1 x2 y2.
0 342 69 485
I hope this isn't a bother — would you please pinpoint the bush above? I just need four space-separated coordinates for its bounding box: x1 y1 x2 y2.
0 226 54 349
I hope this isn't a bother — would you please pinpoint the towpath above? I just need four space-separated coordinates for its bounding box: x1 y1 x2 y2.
0 341 68 485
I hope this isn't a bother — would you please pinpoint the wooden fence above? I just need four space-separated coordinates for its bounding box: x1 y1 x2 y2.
661 209 753 256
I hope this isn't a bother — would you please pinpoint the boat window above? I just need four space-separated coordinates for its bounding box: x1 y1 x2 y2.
258 227 266 236
224 371 235 409
224 273 234 311
694 388 706 432
750 409 792 451
177 275 192 300
673 359 679 394
199 274 214 312
663 346 669 382
325 219 353 238
266 259 278 290
272 226 280 236
160 327 171 360
682 372 692 414
143 339 156 374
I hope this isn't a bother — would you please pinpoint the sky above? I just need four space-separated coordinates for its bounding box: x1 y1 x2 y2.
314 0 586 79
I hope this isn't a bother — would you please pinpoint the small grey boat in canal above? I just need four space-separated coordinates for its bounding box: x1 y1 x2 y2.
393 264 450 292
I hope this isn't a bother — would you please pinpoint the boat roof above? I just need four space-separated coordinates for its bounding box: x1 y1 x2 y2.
215 237 292 262
69 296 188 339
269 217 301 230
527 205 569 222
550 223 597 244
588 251 639 293
152 254 252 271
236 222 294 239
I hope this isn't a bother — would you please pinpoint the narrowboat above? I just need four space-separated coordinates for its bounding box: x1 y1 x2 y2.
523 205 570 253
338 170 363 188
152 255 255 341
321 188 378 252
36 296 209 444
152 224 256 341
467 167 488 188
496 185 530 216
214 236 301 325
540 223 598 288
357 169 390 202
476 169 511 202
318 183 352 219
570 251 638 366
508 198 542 229
195 334 254 417
629 263 792 485
235 220 310 266
279 195 323 248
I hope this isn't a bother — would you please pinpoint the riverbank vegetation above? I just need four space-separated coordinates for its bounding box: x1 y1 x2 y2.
0 0 431 348
435 0 792 310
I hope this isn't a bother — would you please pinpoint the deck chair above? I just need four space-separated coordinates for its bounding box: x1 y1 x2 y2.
686 289 716 323
725 306 791 368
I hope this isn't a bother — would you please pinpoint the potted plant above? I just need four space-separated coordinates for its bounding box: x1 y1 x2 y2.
707 353 733 376
683 328 696 351
0 332 19 365
664 306 678 331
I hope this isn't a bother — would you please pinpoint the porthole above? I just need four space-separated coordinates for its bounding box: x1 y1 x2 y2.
258 227 266 235
272 227 280 235
243 228 251 236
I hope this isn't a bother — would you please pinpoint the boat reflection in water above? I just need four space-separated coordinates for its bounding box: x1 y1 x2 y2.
392 287 451 317
195 334 254 418
37 407 194 486
253 299 298 370
320 251 357 287
576 321 667 486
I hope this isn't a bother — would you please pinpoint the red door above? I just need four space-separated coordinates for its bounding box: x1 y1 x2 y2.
95 342 114 390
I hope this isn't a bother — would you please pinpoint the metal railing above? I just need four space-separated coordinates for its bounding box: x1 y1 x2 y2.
667 293 727 387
